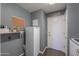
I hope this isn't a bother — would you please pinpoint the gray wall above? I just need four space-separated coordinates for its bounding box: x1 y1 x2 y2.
0 3 1 25
0 4 1 55
31 10 47 51
67 3 79 55
1 3 32 56
67 4 79 39
1 3 32 28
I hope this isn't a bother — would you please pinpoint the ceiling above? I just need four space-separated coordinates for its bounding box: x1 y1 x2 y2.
17 3 66 13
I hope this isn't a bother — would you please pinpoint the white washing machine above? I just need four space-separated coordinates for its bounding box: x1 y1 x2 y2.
69 38 79 56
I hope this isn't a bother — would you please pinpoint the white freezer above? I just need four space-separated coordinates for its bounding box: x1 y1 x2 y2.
25 27 40 56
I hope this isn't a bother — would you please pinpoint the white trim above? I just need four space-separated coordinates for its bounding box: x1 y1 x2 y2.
39 46 48 54
65 8 68 56
19 53 24 56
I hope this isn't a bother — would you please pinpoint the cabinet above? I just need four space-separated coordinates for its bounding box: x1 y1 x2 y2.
0 32 23 56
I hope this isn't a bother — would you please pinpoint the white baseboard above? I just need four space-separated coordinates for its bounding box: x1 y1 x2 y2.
19 53 24 56
39 46 48 54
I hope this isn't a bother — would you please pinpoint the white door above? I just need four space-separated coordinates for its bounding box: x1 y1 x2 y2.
47 15 66 53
